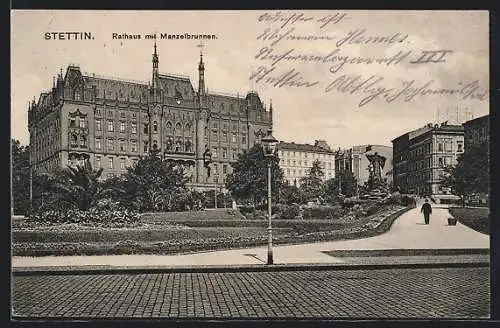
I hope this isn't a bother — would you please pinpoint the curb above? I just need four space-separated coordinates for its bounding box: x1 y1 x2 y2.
12 260 489 276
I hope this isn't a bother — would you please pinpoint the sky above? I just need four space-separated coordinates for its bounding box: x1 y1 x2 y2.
11 10 489 149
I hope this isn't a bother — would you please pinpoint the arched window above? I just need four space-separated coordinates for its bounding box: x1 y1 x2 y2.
80 135 87 147
175 140 182 152
143 123 149 134
153 121 158 133
175 122 182 135
152 140 158 150
185 139 192 152
71 134 78 148
166 121 173 134
185 122 191 132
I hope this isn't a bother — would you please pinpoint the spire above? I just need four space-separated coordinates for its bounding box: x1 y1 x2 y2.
152 41 160 101
52 76 56 88
197 42 205 97
152 40 159 69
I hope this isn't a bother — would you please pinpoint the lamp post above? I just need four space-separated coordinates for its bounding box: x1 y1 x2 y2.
261 128 278 265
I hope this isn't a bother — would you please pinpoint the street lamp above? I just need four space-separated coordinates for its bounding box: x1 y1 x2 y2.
261 128 278 265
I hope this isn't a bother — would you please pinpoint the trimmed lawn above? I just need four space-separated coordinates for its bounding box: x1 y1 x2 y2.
12 206 410 256
449 207 490 235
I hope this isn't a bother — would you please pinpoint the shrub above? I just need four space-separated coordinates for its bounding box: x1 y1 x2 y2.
302 205 346 220
27 208 140 226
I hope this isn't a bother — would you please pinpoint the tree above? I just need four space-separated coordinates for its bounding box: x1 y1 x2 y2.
279 183 302 205
440 142 489 206
119 152 189 212
331 170 358 198
225 144 285 205
47 160 120 211
11 139 30 215
299 159 325 203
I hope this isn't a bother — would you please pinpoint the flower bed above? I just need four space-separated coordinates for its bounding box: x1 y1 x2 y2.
23 208 141 227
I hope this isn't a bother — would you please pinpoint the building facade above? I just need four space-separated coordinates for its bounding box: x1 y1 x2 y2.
392 122 464 201
334 145 393 187
463 114 489 152
278 140 335 186
27 44 272 190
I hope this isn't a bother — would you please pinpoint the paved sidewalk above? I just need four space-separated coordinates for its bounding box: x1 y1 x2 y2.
12 204 489 268
12 267 490 319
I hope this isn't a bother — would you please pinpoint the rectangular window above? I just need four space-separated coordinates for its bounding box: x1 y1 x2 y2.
131 140 137 152
120 140 126 152
445 141 453 152
212 147 218 158
231 133 237 143
79 119 86 128
222 132 228 142
143 141 148 152
143 124 149 134
457 141 463 152
108 110 113 118
223 165 227 174
241 134 246 144
107 120 114 132
69 118 76 127
96 120 102 131
438 142 443 152
121 112 126 118
214 164 219 174
95 156 101 167
120 122 126 132
212 130 218 141
107 139 114 151
120 158 125 169
95 109 101 116
95 138 101 150
223 148 228 159
232 148 237 159
438 157 444 167
108 157 114 169
131 123 137 134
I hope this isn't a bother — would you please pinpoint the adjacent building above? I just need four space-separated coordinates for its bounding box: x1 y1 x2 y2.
27 44 272 190
334 145 393 187
463 114 489 152
278 140 335 186
392 122 464 202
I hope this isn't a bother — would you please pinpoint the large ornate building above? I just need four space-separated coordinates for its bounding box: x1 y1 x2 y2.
392 122 464 202
278 140 336 186
463 114 489 153
27 43 273 190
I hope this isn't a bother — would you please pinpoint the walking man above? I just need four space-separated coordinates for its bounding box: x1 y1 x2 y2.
421 199 432 224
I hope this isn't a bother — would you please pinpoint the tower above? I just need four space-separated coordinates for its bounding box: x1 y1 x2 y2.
149 41 162 154
196 47 210 184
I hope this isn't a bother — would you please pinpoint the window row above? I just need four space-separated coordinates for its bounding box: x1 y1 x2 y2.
93 156 138 170
211 131 247 144
211 147 242 160
284 159 333 169
95 138 193 153
211 122 247 131
95 109 140 119
282 151 334 160
95 120 193 134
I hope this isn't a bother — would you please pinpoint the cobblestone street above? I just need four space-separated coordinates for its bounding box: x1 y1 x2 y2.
12 267 490 319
